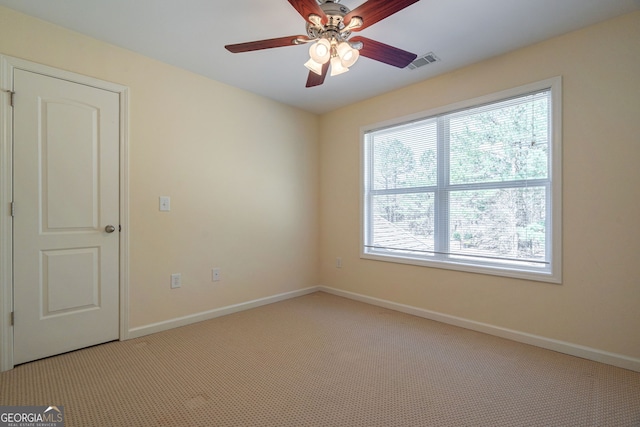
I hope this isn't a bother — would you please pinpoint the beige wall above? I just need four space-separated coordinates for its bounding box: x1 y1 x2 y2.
0 6 320 328
2 5 638 361
319 11 640 359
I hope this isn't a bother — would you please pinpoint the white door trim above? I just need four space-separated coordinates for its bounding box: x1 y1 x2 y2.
0 54 130 371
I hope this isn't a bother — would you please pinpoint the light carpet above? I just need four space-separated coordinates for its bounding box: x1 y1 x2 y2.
1 291 639 426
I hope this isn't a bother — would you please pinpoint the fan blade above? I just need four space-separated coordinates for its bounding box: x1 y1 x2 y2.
306 62 330 88
344 0 420 31
350 36 417 68
288 0 327 24
225 35 310 53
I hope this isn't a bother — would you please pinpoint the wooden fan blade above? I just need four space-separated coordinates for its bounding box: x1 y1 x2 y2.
225 35 310 53
288 0 327 23
350 36 417 68
344 0 420 31
305 62 330 88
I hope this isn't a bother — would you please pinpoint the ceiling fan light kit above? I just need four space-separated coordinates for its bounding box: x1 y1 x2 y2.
225 0 421 87
338 41 359 67
330 55 349 76
309 38 331 63
304 57 324 75
305 38 360 76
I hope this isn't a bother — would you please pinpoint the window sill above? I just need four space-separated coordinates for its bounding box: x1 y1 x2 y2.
361 251 561 284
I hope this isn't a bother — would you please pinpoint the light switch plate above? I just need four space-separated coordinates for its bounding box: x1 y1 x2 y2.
160 196 171 212
171 273 181 288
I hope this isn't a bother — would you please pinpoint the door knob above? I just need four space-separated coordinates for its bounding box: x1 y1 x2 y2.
105 225 116 233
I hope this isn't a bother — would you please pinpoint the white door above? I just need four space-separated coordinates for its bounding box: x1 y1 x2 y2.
13 69 120 365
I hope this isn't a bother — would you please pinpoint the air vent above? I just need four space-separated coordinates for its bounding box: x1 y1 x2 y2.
407 52 440 70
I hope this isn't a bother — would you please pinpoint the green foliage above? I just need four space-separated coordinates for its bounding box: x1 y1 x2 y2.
374 138 415 190
370 95 549 261
449 99 549 185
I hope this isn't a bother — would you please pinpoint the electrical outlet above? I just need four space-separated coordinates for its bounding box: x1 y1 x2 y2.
336 257 342 268
159 196 171 212
171 273 181 288
212 268 221 282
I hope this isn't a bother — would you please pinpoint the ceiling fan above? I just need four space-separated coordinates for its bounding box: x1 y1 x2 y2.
225 0 421 88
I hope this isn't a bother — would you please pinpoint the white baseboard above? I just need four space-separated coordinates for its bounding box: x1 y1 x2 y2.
127 286 320 339
126 284 639 373
318 286 640 373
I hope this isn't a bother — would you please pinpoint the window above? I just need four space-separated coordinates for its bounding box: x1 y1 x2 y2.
362 78 562 283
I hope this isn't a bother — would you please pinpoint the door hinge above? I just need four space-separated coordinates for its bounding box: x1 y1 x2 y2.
2 89 14 107
10 312 13 326
10 201 15 217
119 225 121 232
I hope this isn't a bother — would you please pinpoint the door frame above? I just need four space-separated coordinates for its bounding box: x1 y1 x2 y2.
0 54 130 371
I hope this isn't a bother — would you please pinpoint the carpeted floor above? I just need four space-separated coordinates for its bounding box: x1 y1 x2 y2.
1 291 639 426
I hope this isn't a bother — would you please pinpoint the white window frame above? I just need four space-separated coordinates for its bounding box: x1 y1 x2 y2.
360 77 562 283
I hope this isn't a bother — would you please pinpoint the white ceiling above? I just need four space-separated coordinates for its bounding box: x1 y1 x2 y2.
1 0 638 114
